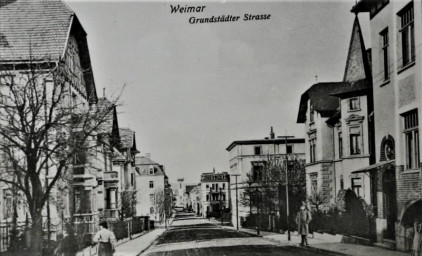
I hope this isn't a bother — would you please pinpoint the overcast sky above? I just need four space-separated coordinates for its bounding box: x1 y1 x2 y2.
65 0 369 184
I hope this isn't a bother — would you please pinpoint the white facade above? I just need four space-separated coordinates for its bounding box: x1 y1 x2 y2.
227 129 305 227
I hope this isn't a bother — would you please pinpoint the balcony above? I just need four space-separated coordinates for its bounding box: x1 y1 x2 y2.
104 171 119 182
104 208 119 219
74 212 99 234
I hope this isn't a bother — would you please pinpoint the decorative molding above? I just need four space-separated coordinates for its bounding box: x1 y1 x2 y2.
345 114 364 124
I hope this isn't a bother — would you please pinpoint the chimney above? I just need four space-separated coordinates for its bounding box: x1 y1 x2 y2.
145 153 151 159
270 126 275 139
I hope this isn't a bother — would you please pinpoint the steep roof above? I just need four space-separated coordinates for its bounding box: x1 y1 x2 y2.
0 0 74 61
297 82 349 123
97 97 120 147
119 128 138 152
135 156 165 176
343 16 372 84
0 0 98 103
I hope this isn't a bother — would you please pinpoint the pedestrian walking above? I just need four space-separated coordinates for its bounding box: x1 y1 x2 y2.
93 221 116 256
412 215 422 256
295 202 312 246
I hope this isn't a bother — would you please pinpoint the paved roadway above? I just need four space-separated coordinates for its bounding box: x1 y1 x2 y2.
141 212 341 256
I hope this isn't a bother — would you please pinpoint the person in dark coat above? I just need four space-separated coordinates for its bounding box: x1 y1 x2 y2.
296 202 312 246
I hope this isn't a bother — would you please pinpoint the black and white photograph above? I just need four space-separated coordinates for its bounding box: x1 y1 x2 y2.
0 0 422 255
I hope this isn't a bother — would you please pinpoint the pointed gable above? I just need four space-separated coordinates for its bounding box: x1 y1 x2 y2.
343 16 372 83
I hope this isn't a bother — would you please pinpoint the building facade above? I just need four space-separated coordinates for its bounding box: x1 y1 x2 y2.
135 155 168 222
200 170 230 218
297 16 375 210
226 129 305 227
353 0 422 251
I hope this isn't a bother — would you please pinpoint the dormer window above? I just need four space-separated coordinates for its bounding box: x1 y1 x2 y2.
349 98 360 111
149 165 154 175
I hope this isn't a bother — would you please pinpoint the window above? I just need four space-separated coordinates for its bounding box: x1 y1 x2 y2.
2 189 11 220
149 181 154 188
150 194 154 203
380 28 390 80
340 175 344 190
206 184 209 189
254 146 261 155
206 194 209 201
252 163 264 181
309 173 318 195
403 109 419 169
309 138 316 163
150 207 154 214
310 104 315 123
350 127 362 155
130 173 134 186
399 2 415 67
287 145 293 154
338 132 343 158
352 178 362 197
149 166 154 175
222 183 225 189
349 98 360 111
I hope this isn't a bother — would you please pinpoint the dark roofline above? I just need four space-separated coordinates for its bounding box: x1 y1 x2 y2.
296 82 347 123
226 138 305 152
342 16 372 83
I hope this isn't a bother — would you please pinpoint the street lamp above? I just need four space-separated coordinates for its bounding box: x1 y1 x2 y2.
278 135 294 241
255 187 261 235
231 174 240 231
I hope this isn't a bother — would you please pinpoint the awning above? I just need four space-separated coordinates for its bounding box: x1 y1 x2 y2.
351 160 395 174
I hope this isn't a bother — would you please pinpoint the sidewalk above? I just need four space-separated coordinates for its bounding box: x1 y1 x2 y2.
217 221 408 256
114 215 175 256
114 228 166 256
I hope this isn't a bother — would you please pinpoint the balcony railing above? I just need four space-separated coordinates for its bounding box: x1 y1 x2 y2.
104 208 119 219
104 171 119 182
74 212 99 234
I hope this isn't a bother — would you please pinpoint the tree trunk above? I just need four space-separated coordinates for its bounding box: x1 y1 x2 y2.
29 209 43 256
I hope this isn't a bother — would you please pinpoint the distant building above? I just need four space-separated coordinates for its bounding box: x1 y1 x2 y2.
200 170 230 218
135 155 167 222
185 184 201 215
226 128 305 227
173 178 186 209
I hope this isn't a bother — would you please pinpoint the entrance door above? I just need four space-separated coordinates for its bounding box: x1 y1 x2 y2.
383 169 397 239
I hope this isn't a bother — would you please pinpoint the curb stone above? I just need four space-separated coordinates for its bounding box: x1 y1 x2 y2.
136 229 167 256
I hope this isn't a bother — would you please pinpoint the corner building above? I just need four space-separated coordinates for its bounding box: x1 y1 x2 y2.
352 0 422 251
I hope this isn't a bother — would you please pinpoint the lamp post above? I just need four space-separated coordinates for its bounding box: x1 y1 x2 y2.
231 174 240 231
278 135 294 241
255 187 261 235
219 187 223 225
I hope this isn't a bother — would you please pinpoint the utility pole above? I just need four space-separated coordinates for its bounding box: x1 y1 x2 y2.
231 174 240 231
278 135 294 241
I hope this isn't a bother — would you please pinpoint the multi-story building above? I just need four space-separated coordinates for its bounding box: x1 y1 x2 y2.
186 184 201 215
226 129 305 226
0 0 103 243
135 155 168 222
352 0 422 251
200 170 230 218
173 178 186 209
297 15 375 209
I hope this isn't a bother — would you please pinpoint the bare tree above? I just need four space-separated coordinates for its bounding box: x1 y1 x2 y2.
242 155 306 230
118 190 137 221
0 59 117 255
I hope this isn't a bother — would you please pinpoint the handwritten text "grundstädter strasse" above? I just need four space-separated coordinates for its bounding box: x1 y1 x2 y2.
170 5 271 24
